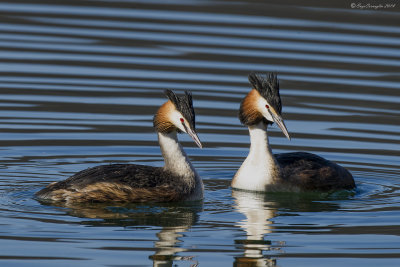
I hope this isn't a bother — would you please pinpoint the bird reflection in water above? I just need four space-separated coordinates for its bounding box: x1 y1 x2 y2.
150 225 198 267
232 190 281 267
40 201 201 267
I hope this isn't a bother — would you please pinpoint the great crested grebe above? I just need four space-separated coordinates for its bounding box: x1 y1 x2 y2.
36 90 204 203
232 73 356 192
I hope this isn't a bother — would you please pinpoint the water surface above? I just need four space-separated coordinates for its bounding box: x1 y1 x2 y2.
0 0 399 266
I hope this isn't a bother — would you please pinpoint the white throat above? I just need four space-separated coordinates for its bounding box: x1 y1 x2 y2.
158 131 194 176
158 131 203 200
232 121 280 191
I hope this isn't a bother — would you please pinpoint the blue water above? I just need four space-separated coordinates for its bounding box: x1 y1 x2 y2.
0 1 399 266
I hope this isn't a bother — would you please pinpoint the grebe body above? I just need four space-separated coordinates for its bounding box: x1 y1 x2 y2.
232 73 355 192
36 90 203 203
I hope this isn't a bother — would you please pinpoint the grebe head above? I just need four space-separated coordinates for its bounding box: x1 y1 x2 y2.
239 73 291 140
154 89 202 148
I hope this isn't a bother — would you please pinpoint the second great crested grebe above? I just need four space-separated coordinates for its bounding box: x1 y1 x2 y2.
36 90 204 203
232 73 356 192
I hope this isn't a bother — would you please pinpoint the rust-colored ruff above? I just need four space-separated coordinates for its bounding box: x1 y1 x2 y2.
239 89 264 126
153 100 175 133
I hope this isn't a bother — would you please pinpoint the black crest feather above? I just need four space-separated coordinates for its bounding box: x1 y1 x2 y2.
248 72 282 114
165 89 196 131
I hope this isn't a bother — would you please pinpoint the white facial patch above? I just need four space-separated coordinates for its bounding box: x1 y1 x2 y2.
256 97 273 122
170 109 187 133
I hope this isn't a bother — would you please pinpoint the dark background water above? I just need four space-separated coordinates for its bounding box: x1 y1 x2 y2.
0 0 399 266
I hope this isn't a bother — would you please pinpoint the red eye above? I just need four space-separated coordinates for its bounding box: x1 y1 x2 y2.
265 104 269 109
180 118 184 123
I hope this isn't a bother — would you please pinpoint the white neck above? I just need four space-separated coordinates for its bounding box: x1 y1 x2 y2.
158 131 203 200
232 121 281 191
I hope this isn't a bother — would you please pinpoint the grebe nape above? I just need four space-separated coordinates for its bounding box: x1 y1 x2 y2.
36 90 204 203
232 73 355 192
